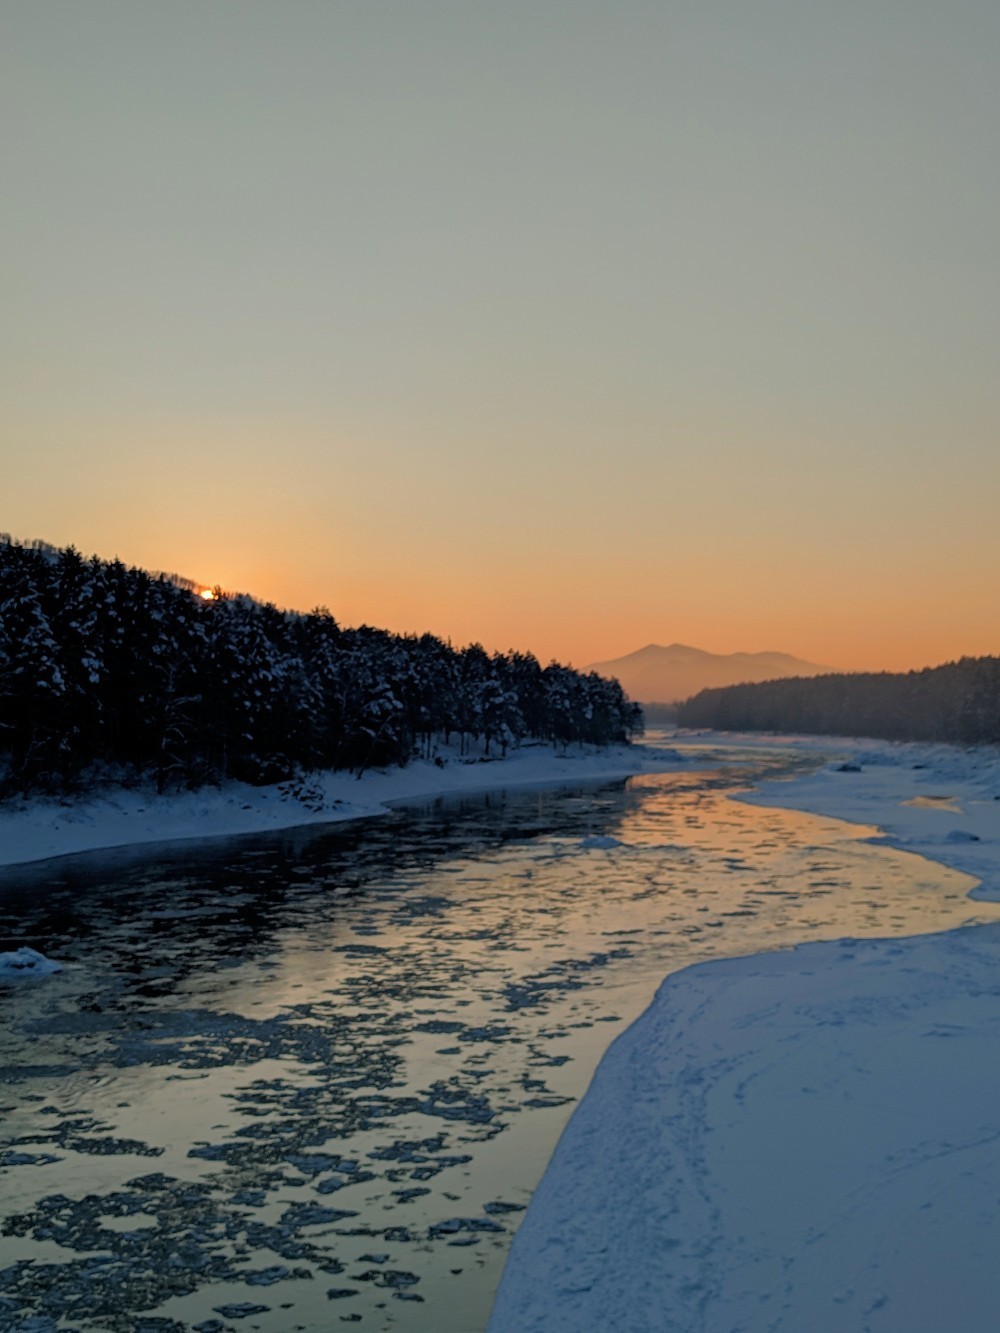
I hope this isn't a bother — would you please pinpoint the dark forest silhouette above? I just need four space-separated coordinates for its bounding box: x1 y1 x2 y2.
0 540 643 796
677 660 1000 744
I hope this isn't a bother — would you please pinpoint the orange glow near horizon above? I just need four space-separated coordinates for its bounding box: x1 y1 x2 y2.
123 530 999 677
7 443 999 679
4 6 999 682
7 474 999 679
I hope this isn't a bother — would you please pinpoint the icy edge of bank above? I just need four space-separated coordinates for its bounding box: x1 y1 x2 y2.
489 921 1000 1333
0 740 683 871
489 737 1000 1332
738 734 1000 902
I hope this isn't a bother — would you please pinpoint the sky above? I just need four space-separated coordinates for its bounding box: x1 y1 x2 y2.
3 0 998 672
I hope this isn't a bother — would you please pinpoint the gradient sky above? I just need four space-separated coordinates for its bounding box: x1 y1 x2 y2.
3 1 998 671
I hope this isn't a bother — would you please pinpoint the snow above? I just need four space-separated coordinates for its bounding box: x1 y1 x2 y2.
0 740 684 871
490 735 1000 1332
0 946 63 977
578 834 624 850
741 734 1000 905
8 729 1000 1321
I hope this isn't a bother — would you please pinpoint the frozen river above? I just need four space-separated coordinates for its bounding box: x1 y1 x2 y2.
0 742 983 1331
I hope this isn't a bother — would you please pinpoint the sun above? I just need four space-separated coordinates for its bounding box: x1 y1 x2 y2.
199 588 216 601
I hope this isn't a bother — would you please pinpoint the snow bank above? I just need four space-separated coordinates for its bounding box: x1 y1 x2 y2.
491 737 1000 1332
743 736 1000 902
490 924 1000 1332
0 741 684 871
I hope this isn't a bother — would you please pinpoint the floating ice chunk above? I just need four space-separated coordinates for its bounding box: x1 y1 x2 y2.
430 1216 504 1237
579 835 624 850
945 829 981 843
243 1265 290 1286
0 947 62 977
0 1149 62 1166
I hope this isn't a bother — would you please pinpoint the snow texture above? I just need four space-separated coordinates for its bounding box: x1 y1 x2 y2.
490 736 1000 1332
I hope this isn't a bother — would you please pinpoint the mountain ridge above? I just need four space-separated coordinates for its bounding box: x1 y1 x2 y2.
585 642 835 704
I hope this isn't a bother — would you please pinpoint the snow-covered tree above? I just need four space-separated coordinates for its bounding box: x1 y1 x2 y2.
0 538 645 795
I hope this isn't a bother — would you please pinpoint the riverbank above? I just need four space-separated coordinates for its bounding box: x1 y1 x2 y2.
490 736 1000 1332
0 738 684 870
744 733 1000 902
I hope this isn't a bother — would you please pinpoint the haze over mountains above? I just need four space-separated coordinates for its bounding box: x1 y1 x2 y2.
585 643 835 704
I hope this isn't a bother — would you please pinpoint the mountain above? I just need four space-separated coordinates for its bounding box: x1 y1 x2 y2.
584 643 835 704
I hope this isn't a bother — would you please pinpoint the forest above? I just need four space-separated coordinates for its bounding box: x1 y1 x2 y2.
0 539 643 796
677 658 1000 745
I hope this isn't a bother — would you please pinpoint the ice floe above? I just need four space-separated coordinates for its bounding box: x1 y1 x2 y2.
0 947 62 978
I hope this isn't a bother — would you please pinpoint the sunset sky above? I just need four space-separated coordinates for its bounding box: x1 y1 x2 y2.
4 1 998 672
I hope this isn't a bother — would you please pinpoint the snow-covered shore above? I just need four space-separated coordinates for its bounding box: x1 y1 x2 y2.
0 739 683 871
744 734 1000 902
490 736 1000 1332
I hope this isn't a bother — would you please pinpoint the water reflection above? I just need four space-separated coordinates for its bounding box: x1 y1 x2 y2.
0 750 991 1332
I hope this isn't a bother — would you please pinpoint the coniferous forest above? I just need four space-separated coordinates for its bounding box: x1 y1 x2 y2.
677 659 1000 745
0 539 643 797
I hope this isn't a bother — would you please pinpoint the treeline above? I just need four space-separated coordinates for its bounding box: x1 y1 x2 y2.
677 659 1000 745
0 541 643 795
640 702 679 726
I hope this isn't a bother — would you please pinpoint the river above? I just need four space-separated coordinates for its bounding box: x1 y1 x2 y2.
0 741 986 1332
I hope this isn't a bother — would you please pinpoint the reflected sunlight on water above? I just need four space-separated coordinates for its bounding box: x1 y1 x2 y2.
0 746 992 1331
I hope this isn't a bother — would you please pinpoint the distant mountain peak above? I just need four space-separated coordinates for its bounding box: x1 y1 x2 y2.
586 643 835 703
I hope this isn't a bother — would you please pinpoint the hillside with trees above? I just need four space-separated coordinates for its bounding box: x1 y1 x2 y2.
677 659 1000 745
0 539 643 796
